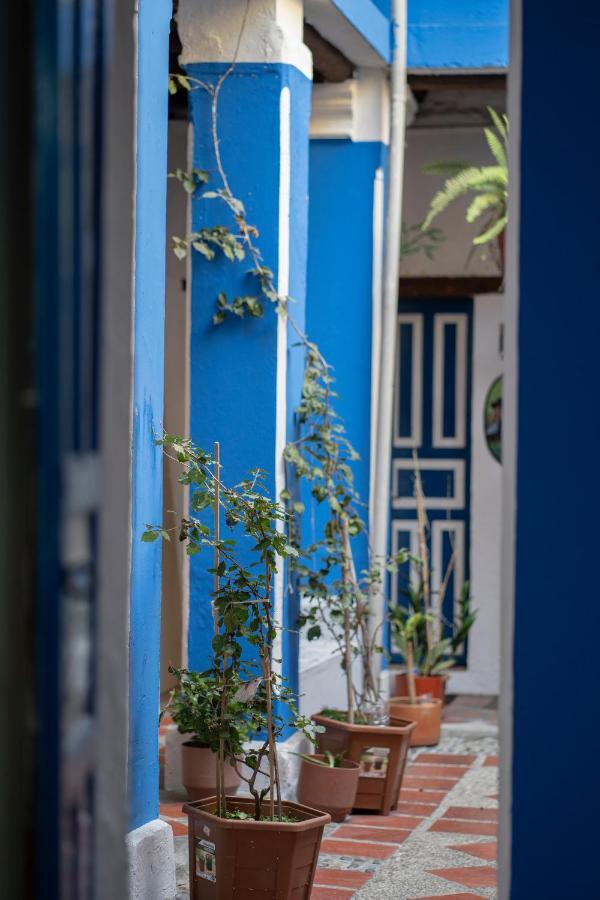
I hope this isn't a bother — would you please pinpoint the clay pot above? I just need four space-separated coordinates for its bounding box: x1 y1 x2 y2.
312 713 415 816
184 795 330 898
393 672 448 703
181 743 240 801
388 697 443 746
297 755 360 822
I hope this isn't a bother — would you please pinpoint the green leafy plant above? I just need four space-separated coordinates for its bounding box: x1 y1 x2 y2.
401 221 445 260
143 438 320 821
422 107 508 247
295 750 346 768
164 666 249 753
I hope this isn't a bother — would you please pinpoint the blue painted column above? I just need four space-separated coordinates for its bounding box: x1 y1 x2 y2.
502 0 600 895
128 0 171 832
178 1 312 706
306 71 389 572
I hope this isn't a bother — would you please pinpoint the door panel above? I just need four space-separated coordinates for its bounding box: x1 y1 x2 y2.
389 299 473 665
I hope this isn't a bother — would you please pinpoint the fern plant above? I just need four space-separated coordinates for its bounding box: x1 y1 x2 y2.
422 107 508 247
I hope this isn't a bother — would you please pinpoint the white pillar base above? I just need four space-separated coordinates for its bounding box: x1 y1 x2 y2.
126 819 176 900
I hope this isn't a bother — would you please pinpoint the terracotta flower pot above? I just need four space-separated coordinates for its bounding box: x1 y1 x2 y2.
393 672 448 703
181 742 241 801
312 713 415 816
184 795 330 899
297 755 360 822
388 696 443 746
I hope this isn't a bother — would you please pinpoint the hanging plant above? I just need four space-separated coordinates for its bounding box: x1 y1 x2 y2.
422 107 509 248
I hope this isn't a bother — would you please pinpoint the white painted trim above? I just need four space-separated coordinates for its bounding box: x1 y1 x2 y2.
369 166 385 533
353 68 390 144
304 0 390 68
432 313 467 449
272 86 291 680
392 457 465 510
126 819 176 900
310 70 389 143
178 0 312 79
390 518 420 605
499 0 522 895
310 81 355 140
393 313 423 448
430 518 465 634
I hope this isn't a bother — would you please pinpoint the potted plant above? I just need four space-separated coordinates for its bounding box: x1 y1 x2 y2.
388 458 476 745
388 612 443 746
165 667 246 801
296 751 360 822
285 350 416 816
421 107 508 265
143 438 329 899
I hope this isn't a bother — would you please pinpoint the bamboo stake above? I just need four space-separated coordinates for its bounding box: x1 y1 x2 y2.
341 518 356 724
413 451 433 654
213 442 226 817
406 638 417 704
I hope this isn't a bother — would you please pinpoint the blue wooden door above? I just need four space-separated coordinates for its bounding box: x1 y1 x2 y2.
389 299 473 664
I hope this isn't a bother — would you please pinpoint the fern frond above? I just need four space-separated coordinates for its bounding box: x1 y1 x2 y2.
484 128 507 169
422 167 485 229
466 192 503 224
473 214 508 245
487 106 508 141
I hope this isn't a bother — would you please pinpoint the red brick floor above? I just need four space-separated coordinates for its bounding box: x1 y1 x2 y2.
159 695 499 897
160 749 499 898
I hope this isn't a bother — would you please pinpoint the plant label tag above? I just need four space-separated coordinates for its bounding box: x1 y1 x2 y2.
233 677 261 702
195 839 217 883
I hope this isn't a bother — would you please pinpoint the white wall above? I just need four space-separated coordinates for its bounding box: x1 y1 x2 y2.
448 293 503 695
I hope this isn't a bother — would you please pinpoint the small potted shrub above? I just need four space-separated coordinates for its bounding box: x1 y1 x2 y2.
296 751 360 822
144 438 329 899
388 457 476 744
388 612 443 746
165 667 246 801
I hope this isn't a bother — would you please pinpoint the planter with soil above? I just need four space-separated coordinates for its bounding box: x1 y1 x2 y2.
392 672 448 703
388 696 443 746
312 712 416 816
184 795 330 899
182 742 241 801
297 754 360 822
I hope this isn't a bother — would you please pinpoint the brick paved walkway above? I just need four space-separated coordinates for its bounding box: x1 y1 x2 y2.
160 739 498 899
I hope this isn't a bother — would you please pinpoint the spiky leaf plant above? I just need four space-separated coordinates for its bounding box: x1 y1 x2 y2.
422 107 508 247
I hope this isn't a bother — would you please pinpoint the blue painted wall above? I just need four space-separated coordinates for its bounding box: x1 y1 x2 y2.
186 64 311 707
407 0 508 69
128 0 170 832
306 140 386 573
510 0 600 894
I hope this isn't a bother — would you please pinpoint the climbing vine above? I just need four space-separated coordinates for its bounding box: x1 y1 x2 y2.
165 56 442 721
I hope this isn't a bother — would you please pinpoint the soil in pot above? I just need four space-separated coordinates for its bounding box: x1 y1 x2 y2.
388 696 443 746
181 742 240 801
393 672 448 703
312 712 415 816
184 795 330 899
297 755 360 822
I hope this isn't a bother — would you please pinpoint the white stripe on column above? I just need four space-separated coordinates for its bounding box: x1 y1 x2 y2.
272 86 291 680
369 166 385 533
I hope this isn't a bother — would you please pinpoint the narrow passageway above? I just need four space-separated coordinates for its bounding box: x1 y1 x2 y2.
159 698 498 899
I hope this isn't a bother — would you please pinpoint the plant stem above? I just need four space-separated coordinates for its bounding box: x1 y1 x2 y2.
406 639 417 704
